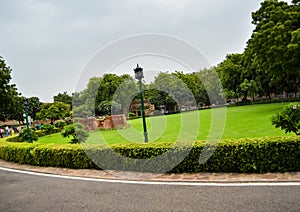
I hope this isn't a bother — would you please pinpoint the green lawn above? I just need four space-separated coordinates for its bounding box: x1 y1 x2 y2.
37 103 292 145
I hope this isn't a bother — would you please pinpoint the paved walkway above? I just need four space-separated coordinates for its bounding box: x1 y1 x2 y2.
1 159 300 182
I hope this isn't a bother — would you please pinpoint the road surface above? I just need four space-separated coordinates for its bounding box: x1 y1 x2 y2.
0 169 299 211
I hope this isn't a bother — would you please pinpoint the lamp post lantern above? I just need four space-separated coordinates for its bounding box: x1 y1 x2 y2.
23 98 31 143
134 64 148 143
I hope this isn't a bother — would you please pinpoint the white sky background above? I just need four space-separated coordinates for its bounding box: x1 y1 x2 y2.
0 0 288 102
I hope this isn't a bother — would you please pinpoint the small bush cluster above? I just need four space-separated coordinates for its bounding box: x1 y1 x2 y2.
61 123 89 144
271 102 300 135
54 120 67 130
41 124 55 135
18 128 39 142
0 136 299 173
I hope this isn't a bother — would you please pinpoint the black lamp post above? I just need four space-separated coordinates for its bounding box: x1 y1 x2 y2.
134 64 148 143
23 98 31 143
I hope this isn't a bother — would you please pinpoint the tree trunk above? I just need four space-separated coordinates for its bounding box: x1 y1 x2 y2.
242 91 248 102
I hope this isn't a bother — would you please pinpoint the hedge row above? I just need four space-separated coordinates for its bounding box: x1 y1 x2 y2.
234 97 300 106
6 128 62 143
0 136 299 173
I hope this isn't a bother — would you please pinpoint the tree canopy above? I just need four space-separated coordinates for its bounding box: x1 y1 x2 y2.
54 92 72 108
216 0 300 101
0 56 20 121
37 102 70 124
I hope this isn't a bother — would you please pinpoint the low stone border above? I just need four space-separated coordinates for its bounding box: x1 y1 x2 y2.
1 159 300 182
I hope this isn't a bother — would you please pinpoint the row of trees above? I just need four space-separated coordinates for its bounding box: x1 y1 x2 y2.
0 54 217 120
72 69 221 117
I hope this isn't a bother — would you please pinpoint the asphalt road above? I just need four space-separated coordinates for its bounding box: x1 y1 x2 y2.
0 169 299 212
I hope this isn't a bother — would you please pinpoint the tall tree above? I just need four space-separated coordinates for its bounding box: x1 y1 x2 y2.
216 54 245 100
147 72 195 112
95 74 135 115
0 56 19 121
27 97 42 120
246 0 300 95
172 71 209 105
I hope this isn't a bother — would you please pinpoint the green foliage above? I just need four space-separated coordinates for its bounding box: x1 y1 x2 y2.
240 79 259 101
37 102 70 124
0 136 299 173
216 1 300 100
147 71 200 111
18 127 39 142
72 104 92 118
246 0 300 95
271 102 300 135
41 124 55 135
172 71 208 104
97 100 122 116
6 136 22 142
12 96 42 122
53 91 72 108
174 136 300 173
74 74 136 116
0 56 20 121
216 53 245 100
54 120 67 129
10 96 25 123
27 97 42 121
61 123 89 144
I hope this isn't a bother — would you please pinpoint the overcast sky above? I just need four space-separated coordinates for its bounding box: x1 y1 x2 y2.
1 0 287 102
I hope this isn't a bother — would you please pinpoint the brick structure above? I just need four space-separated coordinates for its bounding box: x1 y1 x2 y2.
78 118 98 131
96 114 127 129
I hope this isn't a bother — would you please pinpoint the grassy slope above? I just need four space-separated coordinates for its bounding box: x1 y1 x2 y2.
36 103 292 145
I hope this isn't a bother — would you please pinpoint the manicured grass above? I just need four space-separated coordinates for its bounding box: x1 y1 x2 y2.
221 103 290 138
37 103 292 145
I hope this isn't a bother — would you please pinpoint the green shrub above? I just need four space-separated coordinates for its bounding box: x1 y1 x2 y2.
18 128 38 142
35 130 46 137
54 120 67 129
61 123 89 144
234 97 300 106
0 136 299 173
41 124 55 135
29 129 61 138
271 102 300 135
6 136 22 142
172 137 300 173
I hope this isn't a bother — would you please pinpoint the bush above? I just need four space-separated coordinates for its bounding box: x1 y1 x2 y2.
18 128 39 142
6 136 22 142
41 124 55 135
61 123 89 144
54 120 67 129
35 130 46 137
271 102 300 135
0 136 299 173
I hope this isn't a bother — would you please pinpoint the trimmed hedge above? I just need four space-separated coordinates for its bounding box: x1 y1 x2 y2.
6 128 62 143
5 136 22 142
0 136 299 173
233 97 300 106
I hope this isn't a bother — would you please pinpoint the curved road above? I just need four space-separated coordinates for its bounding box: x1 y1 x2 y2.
0 169 300 211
